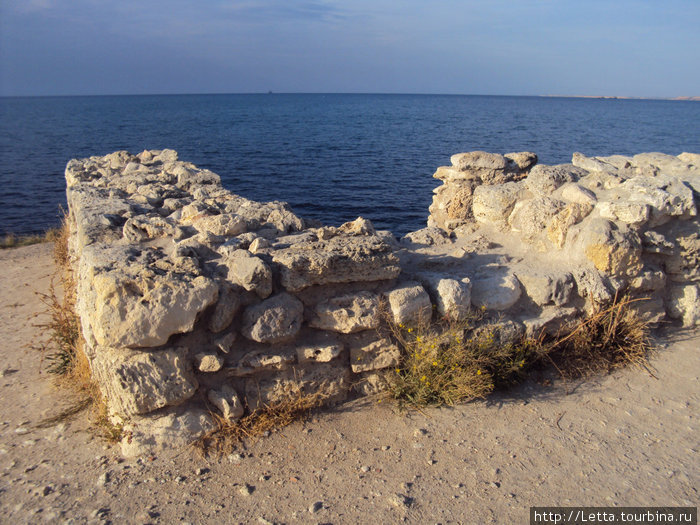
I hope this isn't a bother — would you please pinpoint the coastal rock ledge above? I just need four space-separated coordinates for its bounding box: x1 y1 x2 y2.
64 149 700 456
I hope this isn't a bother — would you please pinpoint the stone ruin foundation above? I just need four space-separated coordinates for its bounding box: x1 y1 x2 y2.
64 148 700 456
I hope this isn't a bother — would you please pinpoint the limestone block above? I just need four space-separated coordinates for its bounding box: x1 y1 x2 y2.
522 306 579 336
504 151 538 171
248 237 271 253
91 346 197 416
337 217 376 236
244 364 351 409
349 333 401 373
296 339 344 363
470 273 521 311
308 292 381 333
645 219 700 283
567 218 643 278
272 235 401 292
469 320 525 347
192 213 247 237
472 182 524 226
597 201 650 226
451 151 508 172
678 152 700 166
401 227 452 246
207 385 244 422
629 293 666 326
384 282 432 326
432 165 479 182
628 269 667 292
422 275 472 321
208 283 241 333
667 284 700 327
222 250 272 298
571 152 619 175
572 268 614 305
120 406 214 458
509 197 566 242
620 175 696 227
122 215 178 242
231 348 296 375
81 246 219 348
526 164 586 196
214 332 236 353
560 183 598 205
195 352 224 373
352 371 390 396
547 203 594 248
514 269 575 307
241 293 304 344
266 207 305 234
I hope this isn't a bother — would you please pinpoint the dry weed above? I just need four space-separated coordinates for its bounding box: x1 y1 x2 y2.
195 388 327 456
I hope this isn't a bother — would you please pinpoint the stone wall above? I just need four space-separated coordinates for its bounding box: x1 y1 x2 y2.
65 149 700 456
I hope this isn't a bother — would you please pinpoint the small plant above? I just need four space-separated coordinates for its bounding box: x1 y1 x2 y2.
1 227 62 249
388 314 545 409
546 294 653 379
195 387 327 456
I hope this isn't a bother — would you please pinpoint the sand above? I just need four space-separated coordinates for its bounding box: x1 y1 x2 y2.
0 242 697 524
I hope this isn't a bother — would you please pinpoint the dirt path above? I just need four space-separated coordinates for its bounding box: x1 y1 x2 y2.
0 243 697 524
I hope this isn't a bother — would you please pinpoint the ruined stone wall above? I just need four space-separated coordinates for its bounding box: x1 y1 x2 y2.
65 148 700 456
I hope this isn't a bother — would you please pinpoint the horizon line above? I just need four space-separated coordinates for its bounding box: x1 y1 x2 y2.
1 91 698 101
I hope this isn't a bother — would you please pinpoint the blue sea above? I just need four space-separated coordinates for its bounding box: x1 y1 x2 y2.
1 94 698 237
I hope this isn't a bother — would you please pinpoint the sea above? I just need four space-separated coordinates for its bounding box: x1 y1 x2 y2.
1 94 698 237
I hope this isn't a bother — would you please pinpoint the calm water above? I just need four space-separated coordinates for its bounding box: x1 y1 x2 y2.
1 94 698 236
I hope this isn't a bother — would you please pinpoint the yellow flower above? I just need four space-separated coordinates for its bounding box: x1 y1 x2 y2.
432 361 438 367
420 375 427 382
407 328 413 333
477 369 482 375
416 336 422 343
395 368 401 373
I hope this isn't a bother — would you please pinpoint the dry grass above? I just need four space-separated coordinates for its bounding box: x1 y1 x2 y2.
194 388 327 456
545 295 653 379
33 216 123 442
388 295 653 410
1 227 62 249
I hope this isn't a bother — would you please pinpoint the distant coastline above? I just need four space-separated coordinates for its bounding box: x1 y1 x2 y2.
541 95 700 101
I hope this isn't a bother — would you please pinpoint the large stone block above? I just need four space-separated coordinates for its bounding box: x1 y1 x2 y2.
241 293 304 344
308 292 381 333
384 282 432 326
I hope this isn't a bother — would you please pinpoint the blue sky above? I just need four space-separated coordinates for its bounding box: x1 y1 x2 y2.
0 0 698 97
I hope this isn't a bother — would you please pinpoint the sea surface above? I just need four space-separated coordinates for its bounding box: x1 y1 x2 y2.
1 94 698 236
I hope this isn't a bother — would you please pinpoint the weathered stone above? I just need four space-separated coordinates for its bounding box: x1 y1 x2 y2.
559 183 598 205
296 337 344 363
472 182 524 226
521 306 579 336
629 293 666 326
451 151 508 172
337 217 376 236
597 201 650 226
120 406 214 458
645 219 700 282
192 213 247 237
195 352 224 373
349 333 401 373
80 246 219 348
91 346 197 416
232 348 296 375
571 152 619 174
422 275 472 321
504 152 538 171
514 269 575 306
432 165 480 182
509 197 566 242
667 284 700 327
272 235 401 292
402 227 452 246
308 292 380 333
470 273 521 311
207 385 244 422
619 175 696 227
567 219 643 277
241 293 304 344
248 237 271 253
628 269 667 292
244 364 351 409
384 282 432 326
547 203 594 248
526 164 586 195
122 215 177 242
678 152 700 166
214 332 236 353
222 250 272 298
572 268 614 305
208 283 241 333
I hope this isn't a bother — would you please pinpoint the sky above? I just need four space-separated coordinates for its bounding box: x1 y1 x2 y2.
0 0 698 97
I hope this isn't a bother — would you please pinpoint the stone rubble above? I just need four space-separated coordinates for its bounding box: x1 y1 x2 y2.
65 148 699 456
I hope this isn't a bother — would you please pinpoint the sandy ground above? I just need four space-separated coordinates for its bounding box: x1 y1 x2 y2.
0 243 697 524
